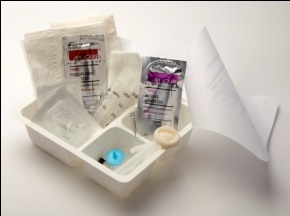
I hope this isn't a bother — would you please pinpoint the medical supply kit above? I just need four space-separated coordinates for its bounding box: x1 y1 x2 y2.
13 14 193 197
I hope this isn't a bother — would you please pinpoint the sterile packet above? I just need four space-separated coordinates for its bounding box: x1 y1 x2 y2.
24 23 107 112
51 14 120 81
138 56 186 129
32 87 101 148
24 22 105 90
36 78 82 108
62 33 106 112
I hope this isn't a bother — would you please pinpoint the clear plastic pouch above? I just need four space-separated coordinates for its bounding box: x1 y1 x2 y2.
32 87 101 147
36 78 82 107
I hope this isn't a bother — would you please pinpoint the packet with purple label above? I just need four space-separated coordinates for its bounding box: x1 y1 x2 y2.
138 57 186 129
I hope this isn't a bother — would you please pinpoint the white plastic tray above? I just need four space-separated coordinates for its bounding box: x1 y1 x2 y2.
13 98 193 197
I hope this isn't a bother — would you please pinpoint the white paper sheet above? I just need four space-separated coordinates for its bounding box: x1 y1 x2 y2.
185 28 278 161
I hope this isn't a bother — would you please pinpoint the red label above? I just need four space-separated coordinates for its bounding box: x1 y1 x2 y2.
69 49 98 61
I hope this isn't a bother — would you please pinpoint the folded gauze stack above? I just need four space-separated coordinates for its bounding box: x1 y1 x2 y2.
108 51 142 87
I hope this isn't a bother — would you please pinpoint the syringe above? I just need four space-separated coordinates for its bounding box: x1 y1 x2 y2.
93 81 139 128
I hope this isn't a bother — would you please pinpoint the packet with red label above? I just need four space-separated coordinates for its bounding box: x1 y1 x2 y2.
62 34 106 114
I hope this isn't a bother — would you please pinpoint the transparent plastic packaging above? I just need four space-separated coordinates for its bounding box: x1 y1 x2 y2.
32 87 101 148
92 51 142 127
36 78 82 107
93 80 139 127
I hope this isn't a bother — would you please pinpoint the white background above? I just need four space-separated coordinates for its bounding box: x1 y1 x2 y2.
2 2 290 216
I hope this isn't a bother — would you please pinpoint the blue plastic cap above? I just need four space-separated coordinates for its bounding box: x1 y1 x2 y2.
105 148 125 166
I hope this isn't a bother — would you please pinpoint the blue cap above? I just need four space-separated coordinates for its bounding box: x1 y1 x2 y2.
105 148 125 166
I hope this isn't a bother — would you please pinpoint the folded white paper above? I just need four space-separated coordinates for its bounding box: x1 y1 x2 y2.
185 28 278 161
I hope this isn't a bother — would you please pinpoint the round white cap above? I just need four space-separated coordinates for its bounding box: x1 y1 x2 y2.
154 126 180 149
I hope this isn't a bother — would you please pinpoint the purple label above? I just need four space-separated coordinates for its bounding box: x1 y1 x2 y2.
148 72 178 84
